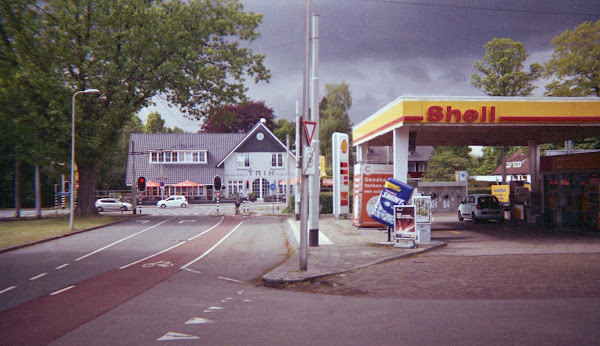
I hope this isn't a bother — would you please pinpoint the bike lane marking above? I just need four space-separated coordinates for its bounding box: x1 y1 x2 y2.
0 215 249 346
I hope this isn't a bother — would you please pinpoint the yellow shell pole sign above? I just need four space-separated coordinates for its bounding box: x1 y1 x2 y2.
332 132 349 218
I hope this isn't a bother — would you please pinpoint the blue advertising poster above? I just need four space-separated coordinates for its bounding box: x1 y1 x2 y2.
369 178 414 228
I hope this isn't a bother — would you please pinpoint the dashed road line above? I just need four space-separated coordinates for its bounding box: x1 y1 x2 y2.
50 285 75 296
55 263 69 270
29 273 47 281
0 286 17 295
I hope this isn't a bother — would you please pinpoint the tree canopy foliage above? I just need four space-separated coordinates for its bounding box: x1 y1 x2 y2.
545 20 600 97
471 38 543 96
1 0 269 214
319 82 353 166
144 112 183 134
200 100 275 133
421 146 474 182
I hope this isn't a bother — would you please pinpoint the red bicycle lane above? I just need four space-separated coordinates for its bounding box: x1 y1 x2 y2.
0 215 250 346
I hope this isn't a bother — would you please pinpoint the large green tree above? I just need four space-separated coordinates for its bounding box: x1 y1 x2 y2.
319 82 353 166
144 112 183 134
421 146 474 182
2 0 269 215
200 100 275 133
273 118 296 151
471 38 543 96
545 20 600 97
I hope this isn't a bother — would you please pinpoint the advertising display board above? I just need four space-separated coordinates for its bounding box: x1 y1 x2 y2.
352 163 394 227
394 205 416 239
413 196 432 224
369 178 414 228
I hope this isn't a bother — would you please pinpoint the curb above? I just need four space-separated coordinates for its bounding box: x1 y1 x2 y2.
262 241 447 285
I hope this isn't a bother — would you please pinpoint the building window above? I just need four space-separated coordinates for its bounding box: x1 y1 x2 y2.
227 180 244 196
271 153 283 168
149 150 207 164
238 153 250 168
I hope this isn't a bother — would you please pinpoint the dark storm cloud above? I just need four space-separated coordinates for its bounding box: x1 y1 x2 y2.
239 0 600 124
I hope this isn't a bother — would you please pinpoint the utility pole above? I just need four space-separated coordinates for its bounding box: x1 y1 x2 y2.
299 0 312 271
308 13 320 247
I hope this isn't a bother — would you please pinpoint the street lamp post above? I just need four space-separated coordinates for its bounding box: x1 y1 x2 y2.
70 89 101 231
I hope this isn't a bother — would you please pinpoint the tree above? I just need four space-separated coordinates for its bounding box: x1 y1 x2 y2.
545 20 600 97
471 38 543 96
273 118 296 151
2 0 269 215
200 100 275 133
318 82 353 166
421 146 474 182
144 112 183 133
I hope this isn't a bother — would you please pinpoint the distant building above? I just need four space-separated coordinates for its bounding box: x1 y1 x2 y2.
491 149 531 183
126 121 296 201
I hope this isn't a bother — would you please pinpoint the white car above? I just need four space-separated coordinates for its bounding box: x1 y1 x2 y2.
157 196 188 208
95 198 133 212
458 194 504 223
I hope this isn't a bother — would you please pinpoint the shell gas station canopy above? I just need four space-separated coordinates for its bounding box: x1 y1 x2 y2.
353 97 600 147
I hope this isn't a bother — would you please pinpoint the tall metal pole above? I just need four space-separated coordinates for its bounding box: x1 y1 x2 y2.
308 13 320 247
286 135 291 209
295 101 301 219
299 0 311 271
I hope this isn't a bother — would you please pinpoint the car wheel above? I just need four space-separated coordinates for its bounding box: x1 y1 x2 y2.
96 206 104 212
181 203 187 208
471 212 479 223
457 210 464 221
121 206 127 211
160 204 166 208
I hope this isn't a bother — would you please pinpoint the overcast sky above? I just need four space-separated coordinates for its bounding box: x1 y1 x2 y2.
143 0 600 132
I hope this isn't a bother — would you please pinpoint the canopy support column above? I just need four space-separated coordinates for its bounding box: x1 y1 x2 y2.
393 127 409 183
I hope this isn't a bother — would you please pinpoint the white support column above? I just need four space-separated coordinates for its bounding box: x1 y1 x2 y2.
528 140 540 193
392 127 409 183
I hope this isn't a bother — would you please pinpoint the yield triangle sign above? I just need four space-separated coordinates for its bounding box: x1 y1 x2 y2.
303 121 317 146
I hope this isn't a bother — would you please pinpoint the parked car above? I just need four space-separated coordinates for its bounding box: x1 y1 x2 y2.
157 196 188 208
95 198 133 212
458 194 504 223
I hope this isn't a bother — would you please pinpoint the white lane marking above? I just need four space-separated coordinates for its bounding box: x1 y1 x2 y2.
180 220 244 270
50 285 75 296
29 273 47 281
157 332 200 341
119 217 224 270
136 220 149 224
185 317 213 324
187 217 224 241
0 286 17 295
286 218 333 245
55 263 69 270
183 268 201 274
74 217 176 262
178 220 196 224
217 276 244 284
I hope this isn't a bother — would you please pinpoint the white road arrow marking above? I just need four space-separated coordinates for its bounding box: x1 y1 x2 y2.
157 332 200 341
136 220 149 224
185 317 214 325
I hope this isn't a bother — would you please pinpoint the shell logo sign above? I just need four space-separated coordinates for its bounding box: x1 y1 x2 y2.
341 139 348 153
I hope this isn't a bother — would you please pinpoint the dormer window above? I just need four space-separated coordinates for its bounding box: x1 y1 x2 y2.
150 150 207 164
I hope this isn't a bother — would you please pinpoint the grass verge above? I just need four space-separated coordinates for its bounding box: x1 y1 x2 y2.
0 215 130 250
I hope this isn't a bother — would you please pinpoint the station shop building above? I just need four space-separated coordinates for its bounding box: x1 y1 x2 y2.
352 97 600 231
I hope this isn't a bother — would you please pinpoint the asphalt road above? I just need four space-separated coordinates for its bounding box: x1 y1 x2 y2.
2 209 600 345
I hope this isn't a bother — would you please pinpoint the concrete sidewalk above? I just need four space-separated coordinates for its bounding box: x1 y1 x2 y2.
263 215 446 284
